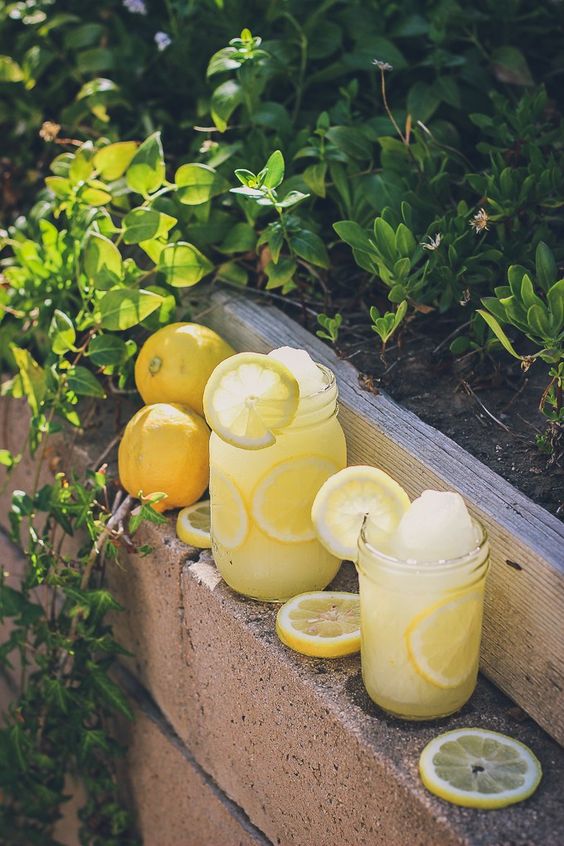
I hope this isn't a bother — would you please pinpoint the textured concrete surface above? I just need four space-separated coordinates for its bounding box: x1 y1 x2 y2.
117 697 269 846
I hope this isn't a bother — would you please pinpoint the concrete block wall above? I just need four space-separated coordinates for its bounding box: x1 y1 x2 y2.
2 396 564 845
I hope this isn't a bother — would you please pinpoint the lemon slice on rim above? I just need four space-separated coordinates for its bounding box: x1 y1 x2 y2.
311 465 410 560
276 591 361 658
252 455 340 543
176 499 211 548
406 589 484 689
419 729 542 808
203 352 299 449
209 470 249 549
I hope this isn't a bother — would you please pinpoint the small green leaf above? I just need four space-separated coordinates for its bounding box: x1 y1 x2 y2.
122 208 176 244
333 220 373 253
87 334 127 366
10 347 46 414
302 162 327 198
175 163 229 205
157 242 213 287
373 218 397 263
84 232 122 289
66 366 106 398
477 309 522 359
535 242 557 291
211 79 243 132
0 56 24 82
49 309 76 354
93 141 138 180
76 76 118 100
45 176 72 198
288 230 329 268
88 662 133 719
126 131 165 195
491 46 533 87
326 126 373 160
265 257 297 289
99 288 164 330
395 223 416 257
217 222 257 254
262 150 285 189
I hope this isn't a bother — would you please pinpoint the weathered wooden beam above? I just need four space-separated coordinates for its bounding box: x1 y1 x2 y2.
205 289 564 747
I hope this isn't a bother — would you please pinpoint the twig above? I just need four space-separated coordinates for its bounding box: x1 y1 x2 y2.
460 381 527 439
433 321 472 355
88 431 124 471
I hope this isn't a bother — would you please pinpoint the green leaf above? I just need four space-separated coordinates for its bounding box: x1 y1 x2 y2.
0 56 24 82
262 150 285 189
333 220 373 253
84 232 122 289
126 131 165 195
302 162 327 198
122 208 176 244
10 347 46 414
207 46 241 77
93 141 138 180
275 190 309 210
288 230 329 268
216 261 248 286
49 309 76 354
527 304 551 339
76 77 118 100
174 163 229 205
217 222 257 254
491 46 533 86
265 257 297 289
395 223 416 257
373 218 397 264
547 279 564 332
211 80 243 132
88 662 133 719
66 366 106 398
157 242 213 287
80 183 112 206
99 288 164 330
139 238 167 263
87 334 127 366
535 242 557 291
76 47 114 73
406 81 441 123
326 126 373 160
477 309 522 359
45 176 72 198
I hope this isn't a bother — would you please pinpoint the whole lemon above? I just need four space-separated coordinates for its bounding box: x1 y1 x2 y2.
118 403 210 512
134 323 235 415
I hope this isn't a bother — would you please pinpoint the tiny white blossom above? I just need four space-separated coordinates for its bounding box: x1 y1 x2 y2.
372 59 393 71
420 233 442 251
470 208 489 234
123 0 147 15
155 31 172 51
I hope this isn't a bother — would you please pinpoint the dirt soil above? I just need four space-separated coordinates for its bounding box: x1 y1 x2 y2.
287 297 563 521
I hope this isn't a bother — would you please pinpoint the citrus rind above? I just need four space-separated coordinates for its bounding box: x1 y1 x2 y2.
276 591 361 658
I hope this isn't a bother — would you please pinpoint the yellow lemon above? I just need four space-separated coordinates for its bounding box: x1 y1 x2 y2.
276 591 361 658
134 322 235 415
118 403 210 512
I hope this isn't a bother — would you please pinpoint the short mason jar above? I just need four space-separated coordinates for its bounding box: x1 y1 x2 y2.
209 363 347 602
356 519 489 720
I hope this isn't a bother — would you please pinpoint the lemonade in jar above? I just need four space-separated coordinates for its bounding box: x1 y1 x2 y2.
203 347 347 601
357 491 489 719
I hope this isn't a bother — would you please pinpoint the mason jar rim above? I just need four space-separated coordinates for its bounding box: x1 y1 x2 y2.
299 362 336 399
358 514 489 573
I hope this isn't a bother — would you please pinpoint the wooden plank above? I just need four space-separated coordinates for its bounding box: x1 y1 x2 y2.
204 290 564 747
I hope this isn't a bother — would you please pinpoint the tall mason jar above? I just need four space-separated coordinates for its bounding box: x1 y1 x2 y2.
356 519 489 719
209 364 346 602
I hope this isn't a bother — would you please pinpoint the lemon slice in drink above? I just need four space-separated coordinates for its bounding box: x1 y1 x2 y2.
276 591 361 658
203 352 299 449
176 499 211 548
311 466 410 560
252 456 340 543
406 590 483 689
209 470 248 549
419 729 542 808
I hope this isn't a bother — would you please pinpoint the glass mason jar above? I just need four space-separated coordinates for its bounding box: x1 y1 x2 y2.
356 519 489 720
209 364 347 602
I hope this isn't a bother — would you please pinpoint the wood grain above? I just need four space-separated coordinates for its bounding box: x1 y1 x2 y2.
205 290 564 747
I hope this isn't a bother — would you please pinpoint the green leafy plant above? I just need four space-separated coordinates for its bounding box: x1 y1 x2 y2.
478 242 563 423
370 301 408 353
316 312 342 343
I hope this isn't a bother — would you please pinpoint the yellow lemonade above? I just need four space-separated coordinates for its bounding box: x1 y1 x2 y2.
356 518 489 719
209 361 347 601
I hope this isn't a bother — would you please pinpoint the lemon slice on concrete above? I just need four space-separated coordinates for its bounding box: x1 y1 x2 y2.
176 499 211 548
419 729 542 808
311 465 410 560
209 470 248 549
203 352 299 449
276 591 361 658
406 590 483 689
252 455 340 543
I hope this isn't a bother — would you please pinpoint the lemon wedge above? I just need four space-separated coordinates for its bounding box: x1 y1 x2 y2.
406 589 484 689
203 352 299 449
419 729 542 808
311 465 410 560
176 499 212 548
252 455 340 543
276 591 361 658
209 470 249 549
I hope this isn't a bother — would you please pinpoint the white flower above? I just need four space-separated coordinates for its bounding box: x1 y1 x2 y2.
123 0 147 15
470 208 489 234
420 233 442 251
154 31 172 51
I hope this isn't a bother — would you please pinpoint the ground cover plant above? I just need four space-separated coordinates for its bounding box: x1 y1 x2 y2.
0 0 563 839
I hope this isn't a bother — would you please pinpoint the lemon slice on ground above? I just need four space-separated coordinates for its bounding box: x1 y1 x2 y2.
203 352 299 449
419 728 542 808
406 590 483 689
276 591 361 658
209 470 249 549
311 465 411 560
252 455 340 543
176 499 212 548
